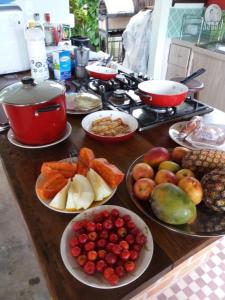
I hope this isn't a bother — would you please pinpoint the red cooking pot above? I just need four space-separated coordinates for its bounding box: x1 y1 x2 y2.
85 64 118 80
137 80 188 107
0 77 67 145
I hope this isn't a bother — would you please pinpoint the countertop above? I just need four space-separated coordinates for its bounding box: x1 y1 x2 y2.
0 74 222 300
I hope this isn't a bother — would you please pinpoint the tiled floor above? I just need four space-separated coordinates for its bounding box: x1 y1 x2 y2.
152 237 225 300
1 160 225 299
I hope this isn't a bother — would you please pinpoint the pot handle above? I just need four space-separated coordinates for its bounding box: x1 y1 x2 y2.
35 104 61 117
135 89 153 101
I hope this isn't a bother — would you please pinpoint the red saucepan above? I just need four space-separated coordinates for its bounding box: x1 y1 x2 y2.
137 80 188 107
0 77 67 145
86 64 118 81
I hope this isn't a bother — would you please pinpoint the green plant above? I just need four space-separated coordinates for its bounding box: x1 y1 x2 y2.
70 0 99 48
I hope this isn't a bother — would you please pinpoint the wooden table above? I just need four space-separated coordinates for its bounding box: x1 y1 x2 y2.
0 74 223 300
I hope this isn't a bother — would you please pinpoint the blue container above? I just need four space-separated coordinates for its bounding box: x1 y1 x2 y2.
53 50 71 80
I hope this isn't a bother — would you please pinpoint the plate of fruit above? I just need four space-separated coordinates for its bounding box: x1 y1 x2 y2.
35 147 124 213
60 205 154 288
126 146 225 237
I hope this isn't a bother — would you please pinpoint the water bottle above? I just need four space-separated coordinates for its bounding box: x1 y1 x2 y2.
25 26 49 82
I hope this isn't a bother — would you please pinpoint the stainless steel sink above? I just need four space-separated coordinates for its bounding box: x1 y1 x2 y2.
198 42 225 54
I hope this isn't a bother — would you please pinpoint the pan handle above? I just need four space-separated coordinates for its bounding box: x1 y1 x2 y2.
35 104 61 117
180 68 206 84
135 89 153 101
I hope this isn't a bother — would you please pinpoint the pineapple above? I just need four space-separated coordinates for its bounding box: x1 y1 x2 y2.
182 149 225 174
201 169 225 212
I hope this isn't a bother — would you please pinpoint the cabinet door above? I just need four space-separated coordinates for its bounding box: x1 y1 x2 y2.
191 52 225 112
166 64 187 80
168 44 191 69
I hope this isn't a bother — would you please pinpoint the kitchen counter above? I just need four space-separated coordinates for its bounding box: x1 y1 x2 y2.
0 74 223 299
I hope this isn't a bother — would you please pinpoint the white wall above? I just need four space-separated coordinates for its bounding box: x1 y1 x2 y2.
10 0 72 25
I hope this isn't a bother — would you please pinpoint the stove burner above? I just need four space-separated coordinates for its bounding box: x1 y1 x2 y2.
108 90 131 107
88 78 120 93
147 106 176 116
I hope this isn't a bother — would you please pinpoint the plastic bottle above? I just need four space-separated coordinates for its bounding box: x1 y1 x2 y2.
25 26 49 82
33 13 44 32
43 13 54 46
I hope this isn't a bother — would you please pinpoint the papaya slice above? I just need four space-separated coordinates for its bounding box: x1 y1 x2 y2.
91 158 124 189
41 161 77 178
36 172 68 201
79 147 95 167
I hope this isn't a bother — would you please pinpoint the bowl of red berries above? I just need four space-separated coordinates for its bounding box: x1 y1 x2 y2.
60 205 154 288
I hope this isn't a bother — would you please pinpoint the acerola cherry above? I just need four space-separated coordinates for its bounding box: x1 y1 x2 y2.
129 250 139 261
97 239 107 249
72 221 83 232
126 234 135 245
119 240 129 250
99 230 108 239
117 227 127 238
84 241 95 251
133 244 141 252
83 261 96 275
124 261 135 272
115 265 125 278
101 210 110 219
123 214 131 222
98 249 106 259
120 249 131 261
106 242 114 252
127 221 136 229
96 260 107 273
103 267 114 280
109 233 119 243
88 231 98 241
76 254 87 267
103 219 113 230
111 209 120 217
96 223 103 231
71 246 81 257
78 233 88 244
87 250 98 261
86 221 96 232
136 233 147 246
107 273 119 285
105 253 117 265
112 244 122 256
115 217 124 228
69 237 79 248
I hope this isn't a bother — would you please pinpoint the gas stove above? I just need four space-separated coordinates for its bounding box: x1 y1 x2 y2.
71 71 213 131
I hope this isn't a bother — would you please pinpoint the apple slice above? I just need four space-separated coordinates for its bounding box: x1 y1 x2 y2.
87 168 113 201
49 180 70 210
65 174 94 210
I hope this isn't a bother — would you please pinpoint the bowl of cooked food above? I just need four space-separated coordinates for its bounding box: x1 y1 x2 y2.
81 110 139 142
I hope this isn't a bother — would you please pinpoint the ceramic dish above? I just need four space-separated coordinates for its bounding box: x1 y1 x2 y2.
81 110 138 142
126 154 225 237
35 157 116 214
60 205 154 288
66 92 102 115
169 121 225 151
7 122 72 149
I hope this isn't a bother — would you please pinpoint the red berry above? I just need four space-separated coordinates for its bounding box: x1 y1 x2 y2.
97 239 106 249
127 221 136 229
126 234 135 245
130 250 139 261
71 246 81 257
117 227 127 238
105 253 117 265
96 260 107 273
96 223 103 231
78 233 88 244
86 222 96 232
123 214 131 222
72 221 83 232
124 261 135 272
103 219 113 230
93 213 103 222
106 242 114 252
112 244 122 256
107 273 119 285
131 228 140 236
119 240 129 250
99 230 108 239
84 241 95 251
115 217 125 228
111 209 120 217
88 231 98 241
133 244 141 252
101 210 110 219
136 233 147 246
81 219 88 228
120 249 131 261
83 261 96 275
69 237 79 248
76 254 87 266
103 267 114 280
98 249 106 259
87 250 98 261
109 233 119 243
115 265 125 278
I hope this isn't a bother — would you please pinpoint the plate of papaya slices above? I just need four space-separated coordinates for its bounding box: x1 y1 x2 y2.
35 147 125 213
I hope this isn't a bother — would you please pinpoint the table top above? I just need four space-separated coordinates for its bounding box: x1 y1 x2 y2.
0 74 223 300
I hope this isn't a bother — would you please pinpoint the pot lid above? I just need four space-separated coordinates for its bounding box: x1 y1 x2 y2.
0 77 65 106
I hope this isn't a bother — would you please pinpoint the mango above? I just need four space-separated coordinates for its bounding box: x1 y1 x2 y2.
151 183 196 225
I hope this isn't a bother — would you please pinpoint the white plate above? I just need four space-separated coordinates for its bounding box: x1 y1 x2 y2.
7 122 72 149
204 4 222 26
169 121 225 150
60 205 154 289
66 93 102 115
35 158 116 214
66 104 102 115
